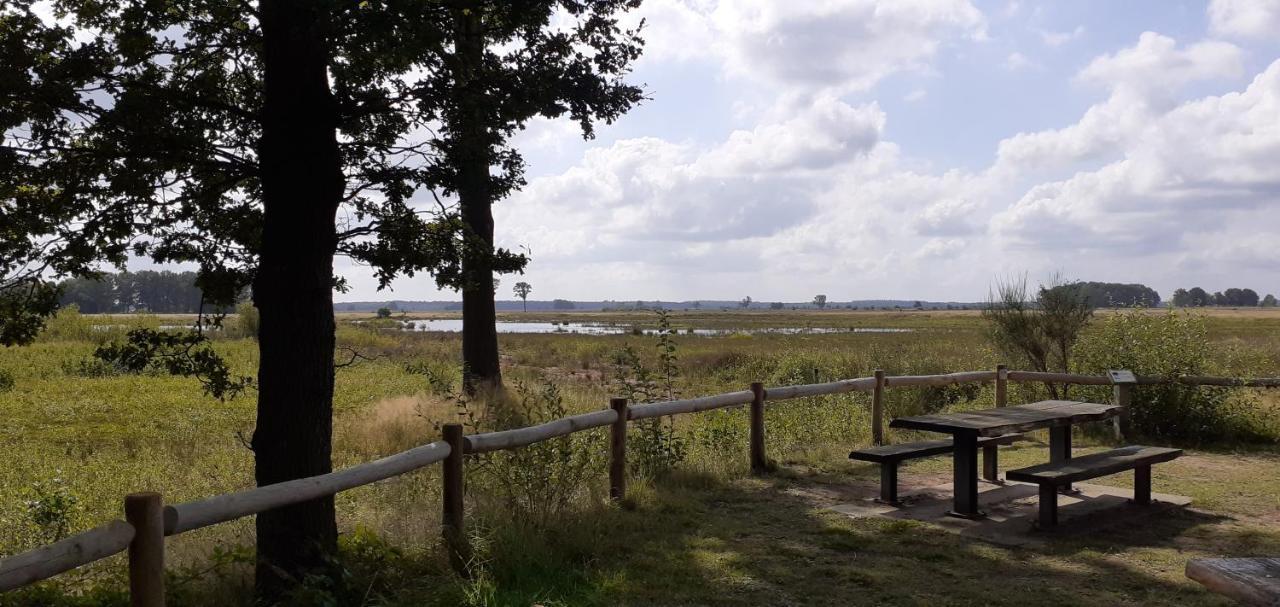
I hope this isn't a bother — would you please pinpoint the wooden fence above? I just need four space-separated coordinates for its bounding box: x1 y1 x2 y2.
2 368 1278 605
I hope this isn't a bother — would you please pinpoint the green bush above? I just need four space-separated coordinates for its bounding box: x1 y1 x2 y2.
24 475 80 543
0 367 13 392
462 381 603 527
611 311 689 478
1074 309 1270 443
231 301 259 340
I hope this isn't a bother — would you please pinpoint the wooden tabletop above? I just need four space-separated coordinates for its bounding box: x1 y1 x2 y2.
889 400 1120 437
1187 558 1280 606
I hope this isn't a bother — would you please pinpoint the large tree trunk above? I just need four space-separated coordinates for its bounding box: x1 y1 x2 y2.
453 7 502 393
254 0 343 596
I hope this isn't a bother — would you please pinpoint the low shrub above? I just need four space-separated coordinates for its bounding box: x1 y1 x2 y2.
462 381 604 527
1074 309 1274 443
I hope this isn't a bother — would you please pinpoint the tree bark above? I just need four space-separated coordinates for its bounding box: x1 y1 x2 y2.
453 6 502 393
254 0 343 597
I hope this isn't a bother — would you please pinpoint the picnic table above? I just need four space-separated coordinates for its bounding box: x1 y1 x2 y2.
890 400 1120 518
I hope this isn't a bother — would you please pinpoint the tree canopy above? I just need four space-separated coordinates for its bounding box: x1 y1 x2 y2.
1 0 645 594
1172 286 1265 307
1042 282 1160 308
58 270 217 313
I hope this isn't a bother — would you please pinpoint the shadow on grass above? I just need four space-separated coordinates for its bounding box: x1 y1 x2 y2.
437 463 1259 601
5 463 1267 607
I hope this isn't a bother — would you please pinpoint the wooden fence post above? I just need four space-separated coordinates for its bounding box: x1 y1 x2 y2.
124 492 164 607
1113 383 1133 441
872 370 885 445
750 382 767 473
996 364 1008 407
441 423 469 576
610 398 628 500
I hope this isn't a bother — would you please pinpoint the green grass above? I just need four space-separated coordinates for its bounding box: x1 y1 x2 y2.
1 309 1278 605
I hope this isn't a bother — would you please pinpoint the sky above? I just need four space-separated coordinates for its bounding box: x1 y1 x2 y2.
348 0 1280 302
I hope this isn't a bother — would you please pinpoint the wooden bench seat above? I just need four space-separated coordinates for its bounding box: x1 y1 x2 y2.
1006 445 1182 528
850 434 1023 505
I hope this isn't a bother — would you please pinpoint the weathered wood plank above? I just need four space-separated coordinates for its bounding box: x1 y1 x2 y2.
884 371 995 387
1186 558 1280 606
1006 371 1112 385
628 391 754 419
849 434 1023 464
165 440 452 534
765 378 876 401
890 401 1119 437
1178 376 1280 388
1006 445 1182 485
0 521 135 591
465 409 617 453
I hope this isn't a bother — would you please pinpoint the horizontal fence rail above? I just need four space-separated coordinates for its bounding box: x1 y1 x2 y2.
0 521 135 591
465 410 618 453
765 378 877 400
883 371 997 388
165 441 453 535
1006 371 1114 385
629 390 755 419
3 368 1278 600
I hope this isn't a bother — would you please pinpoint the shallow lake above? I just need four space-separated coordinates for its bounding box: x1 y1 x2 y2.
397 320 912 335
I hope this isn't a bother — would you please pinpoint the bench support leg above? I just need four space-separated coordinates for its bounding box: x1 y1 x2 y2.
1038 483 1058 528
879 463 900 506
1049 426 1075 494
982 446 999 483
1133 465 1151 505
948 431 983 519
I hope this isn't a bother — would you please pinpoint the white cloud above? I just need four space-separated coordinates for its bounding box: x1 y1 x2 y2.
1004 51 1036 71
1076 32 1243 99
1039 26 1084 47
1208 0 1280 39
996 34 1244 172
630 0 717 63
904 89 928 103
914 238 967 260
913 198 980 236
994 59 1280 262
630 0 985 93
497 98 886 264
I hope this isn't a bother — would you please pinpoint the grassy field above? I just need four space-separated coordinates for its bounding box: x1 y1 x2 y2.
1 308 1278 605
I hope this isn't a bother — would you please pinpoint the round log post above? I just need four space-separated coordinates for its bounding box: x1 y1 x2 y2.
749 382 767 473
124 492 165 607
1113 383 1133 441
872 370 886 445
441 423 470 576
609 397 628 500
996 364 1008 407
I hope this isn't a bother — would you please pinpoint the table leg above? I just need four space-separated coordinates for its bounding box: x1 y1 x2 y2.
1049 425 1075 494
948 431 984 519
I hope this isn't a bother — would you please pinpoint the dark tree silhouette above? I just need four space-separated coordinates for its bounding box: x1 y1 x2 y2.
0 0 599 595
513 281 533 312
1188 287 1212 306
813 294 827 309
429 2 644 393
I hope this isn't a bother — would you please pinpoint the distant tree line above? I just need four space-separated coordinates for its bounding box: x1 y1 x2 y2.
1052 282 1161 308
1171 287 1275 307
58 271 227 313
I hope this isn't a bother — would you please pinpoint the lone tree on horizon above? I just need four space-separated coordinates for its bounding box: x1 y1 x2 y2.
813 294 827 309
514 281 533 312
0 0 643 597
